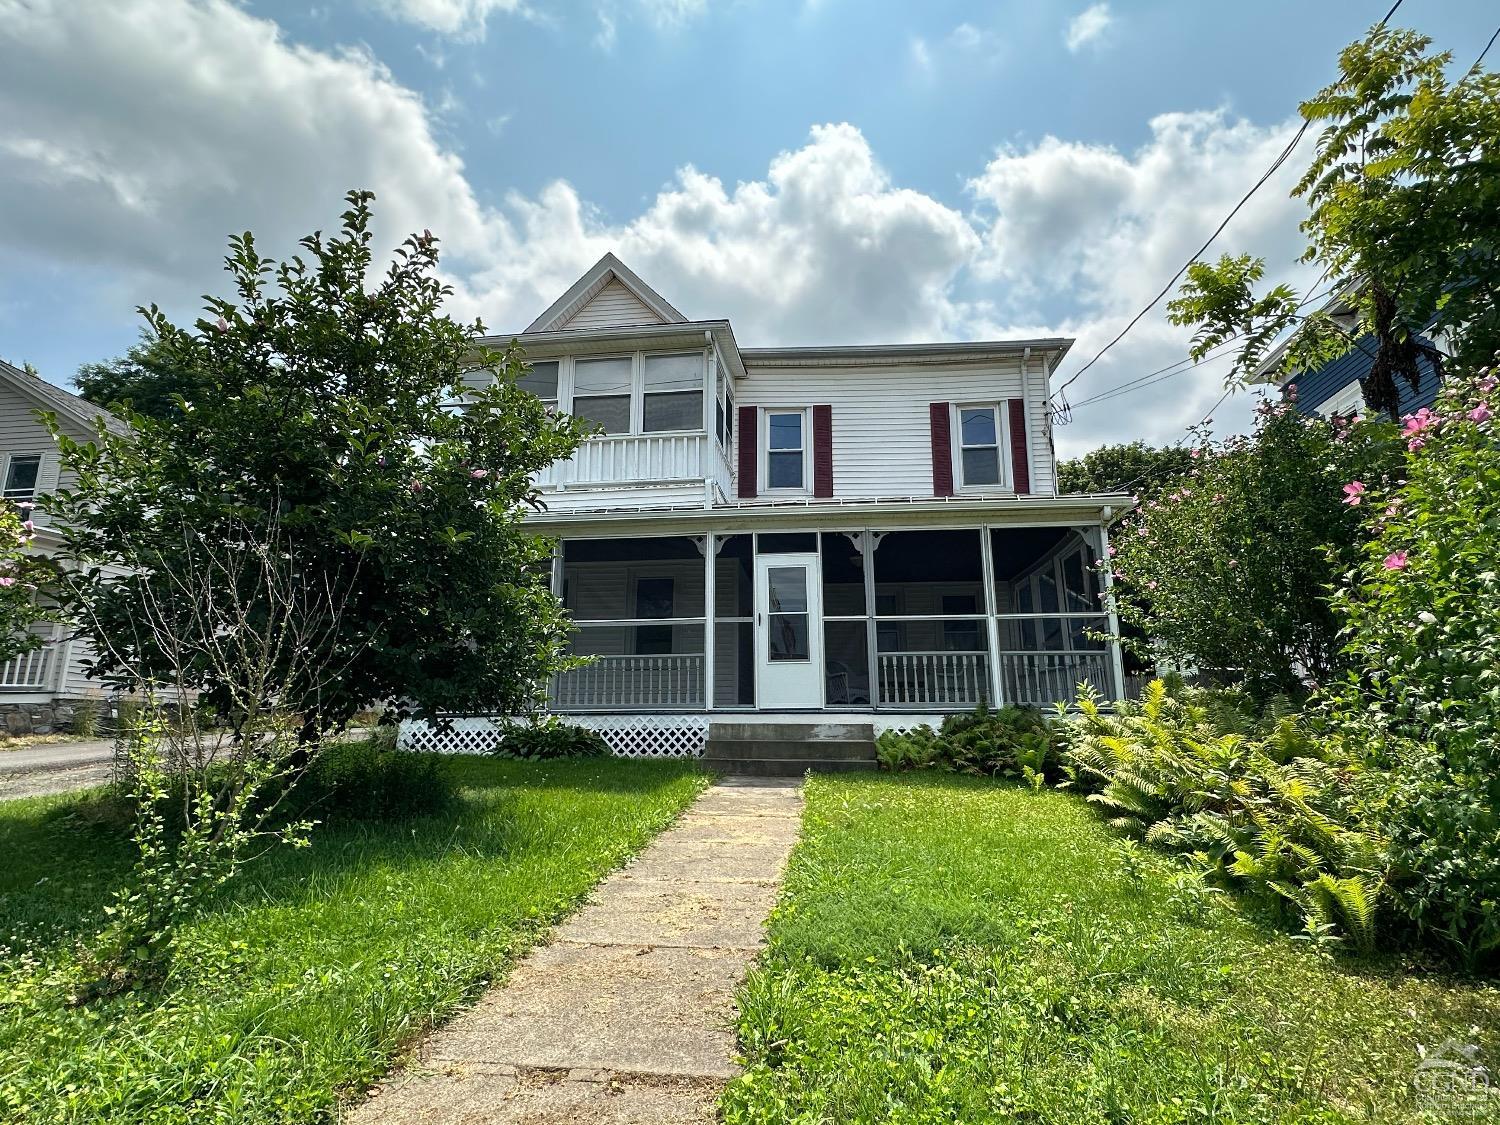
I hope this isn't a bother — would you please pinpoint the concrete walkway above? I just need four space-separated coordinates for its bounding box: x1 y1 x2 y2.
349 776 803 1125
0 740 115 800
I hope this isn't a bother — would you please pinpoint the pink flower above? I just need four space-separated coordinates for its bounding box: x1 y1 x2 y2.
1480 375 1498 394
1342 481 1366 506
1213 494 1225 503
0 577 13 588
1469 404 1492 423
21 520 33 533
469 468 489 479
1189 449 1201 459
215 316 229 333
1112 570 1124 581
1146 580 1158 590
1227 558 1238 569
1383 551 1409 571
1407 437 1426 453
15 502 33 511
1402 408 1438 437
1107 546 1117 557
409 480 423 493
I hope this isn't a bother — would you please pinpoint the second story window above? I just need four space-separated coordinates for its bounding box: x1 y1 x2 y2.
3 455 41 501
642 353 702 433
516 360 559 409
957 405 1004 488
765 410 806 490
572 357 632 434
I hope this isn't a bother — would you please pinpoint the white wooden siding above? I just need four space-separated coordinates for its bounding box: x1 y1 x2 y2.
562 279 666 330
738 359 1056 499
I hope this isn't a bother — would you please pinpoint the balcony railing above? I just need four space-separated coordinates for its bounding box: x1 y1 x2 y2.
536 432 732 492
999 651 1112 707
0 639 57 691
549 654 705 710
877 651 990 708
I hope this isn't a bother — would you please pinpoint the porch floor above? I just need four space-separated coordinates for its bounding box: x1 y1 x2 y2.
350 776 803 1124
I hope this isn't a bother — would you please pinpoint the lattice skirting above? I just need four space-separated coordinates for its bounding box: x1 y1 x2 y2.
399 714 710 758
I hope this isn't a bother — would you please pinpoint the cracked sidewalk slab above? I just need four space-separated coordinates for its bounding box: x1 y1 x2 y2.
346 777 802 1124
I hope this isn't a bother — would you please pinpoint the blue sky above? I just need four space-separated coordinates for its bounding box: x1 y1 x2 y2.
1 0 1495 454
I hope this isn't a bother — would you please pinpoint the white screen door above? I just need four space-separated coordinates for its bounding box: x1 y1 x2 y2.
755 552 823 709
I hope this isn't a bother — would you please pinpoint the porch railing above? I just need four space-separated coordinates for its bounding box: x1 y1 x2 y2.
999 651 1112 707
536 433 730 490
0 640 57 691
549 654 705 709
877 651 990 708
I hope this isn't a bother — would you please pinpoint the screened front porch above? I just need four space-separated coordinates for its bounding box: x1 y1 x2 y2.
547 524 1122 713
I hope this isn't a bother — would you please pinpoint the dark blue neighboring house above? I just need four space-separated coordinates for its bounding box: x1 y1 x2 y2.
1282 334 1444 419
1254 283 1446 419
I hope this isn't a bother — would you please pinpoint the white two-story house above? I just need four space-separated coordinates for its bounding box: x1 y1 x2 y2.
416 255 1133 755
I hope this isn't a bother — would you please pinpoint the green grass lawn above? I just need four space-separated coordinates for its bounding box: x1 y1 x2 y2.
0 755 706 1123
722 773 1500 1124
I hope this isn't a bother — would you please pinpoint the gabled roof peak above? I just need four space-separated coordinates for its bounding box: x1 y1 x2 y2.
525 252 689 334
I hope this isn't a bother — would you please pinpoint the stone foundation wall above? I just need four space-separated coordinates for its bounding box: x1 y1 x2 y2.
0 698 103 738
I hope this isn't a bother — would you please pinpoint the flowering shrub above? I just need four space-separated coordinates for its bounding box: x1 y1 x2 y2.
1107 395 1401 699
1328 366 1500 964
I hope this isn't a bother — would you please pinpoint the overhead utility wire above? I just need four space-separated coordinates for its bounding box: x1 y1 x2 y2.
1050 0 1409 421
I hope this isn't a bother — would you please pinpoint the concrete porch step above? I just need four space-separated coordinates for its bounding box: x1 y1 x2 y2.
701 756 876 777
708 721 874 743
703 738 875 762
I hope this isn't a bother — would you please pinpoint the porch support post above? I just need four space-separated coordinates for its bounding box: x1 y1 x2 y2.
862 530 878 710
979 525 1004 706
1098 517 1127 702
548 540 564 715
703 532 715 712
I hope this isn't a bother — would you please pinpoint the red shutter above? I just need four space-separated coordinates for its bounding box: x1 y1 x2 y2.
929 402 954 497
1007 399 1031 494
737 406 757 498
812 405 833 498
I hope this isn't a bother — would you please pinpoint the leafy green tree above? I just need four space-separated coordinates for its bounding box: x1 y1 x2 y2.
1327 365 1500 964
1167 28 1500 416
74 336 215 421
1106 402 1400 699
1057 441 1194 497
0 502 54 662
48 190 589 739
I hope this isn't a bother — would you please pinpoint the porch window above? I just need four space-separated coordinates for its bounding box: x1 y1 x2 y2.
714 360 734 449
991 527 1111 707
871 530 989 708
765 410 806 490
642 353 702 433
2 455 40 501
552 537 706 709
572 357 632 434
956 405 1004 488
516 360 559 409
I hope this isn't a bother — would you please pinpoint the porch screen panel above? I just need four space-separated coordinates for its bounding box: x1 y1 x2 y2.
821 532 871 707
554 536 706 709
990 527 1112 707
870 530 989 708
713 534 754 707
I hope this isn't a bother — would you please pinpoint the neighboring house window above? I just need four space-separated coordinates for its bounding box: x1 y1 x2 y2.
642 353 702 433
3 455 41 501
634 576 675 655
517 360 559 409
764 410 806 490
572 357 632 434
956 405 1004 488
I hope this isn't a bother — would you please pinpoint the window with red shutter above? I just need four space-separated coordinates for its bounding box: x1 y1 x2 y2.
812 405 833 498
737 405 757 498
929 402 954 496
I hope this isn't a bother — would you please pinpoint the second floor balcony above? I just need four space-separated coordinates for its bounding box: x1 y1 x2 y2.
536 430 734 501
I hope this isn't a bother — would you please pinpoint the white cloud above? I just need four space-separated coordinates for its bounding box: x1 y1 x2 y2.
366 0 530 40
909 36 933 75
1065 3 1112 53
0 0 1310 456
968 109 1313 454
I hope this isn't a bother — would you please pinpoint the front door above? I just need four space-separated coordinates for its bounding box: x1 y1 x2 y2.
755 552 823 709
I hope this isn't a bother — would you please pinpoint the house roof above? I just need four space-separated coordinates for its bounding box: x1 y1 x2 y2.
0 358 128 436
524 252 689 334
742 339 1074 368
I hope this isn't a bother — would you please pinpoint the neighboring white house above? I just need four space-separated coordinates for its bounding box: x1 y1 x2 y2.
410 255 1133 755
0 358 124 732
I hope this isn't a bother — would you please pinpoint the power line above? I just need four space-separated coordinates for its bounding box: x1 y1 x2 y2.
1050 0 1409 420
1469 25 1499 72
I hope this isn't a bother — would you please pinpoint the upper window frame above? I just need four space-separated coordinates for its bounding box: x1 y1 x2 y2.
759 406 810 494
951 402 1013 493
521 350 710 438
2 454 42 502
